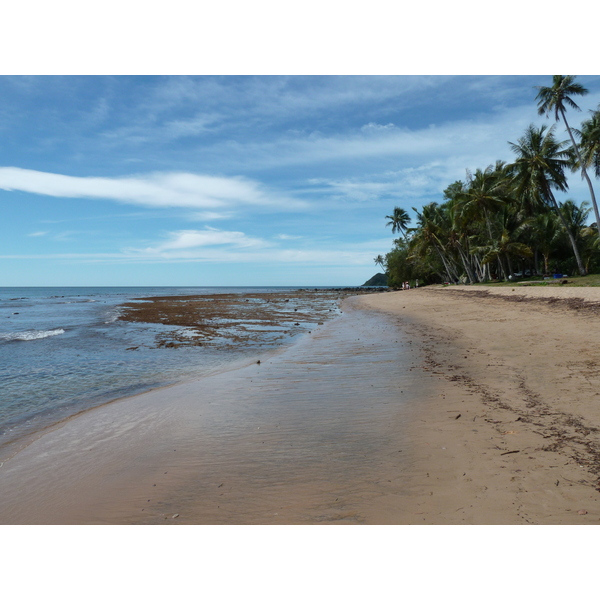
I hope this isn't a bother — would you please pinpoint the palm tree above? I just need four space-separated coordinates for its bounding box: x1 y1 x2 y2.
474 227 533 280
374 254 386 272
455 164 512 242
580 223 600 273
410 203 460 282
536 75 600 235
508 123 587 275
385 206 411 238
577 108 600 179
530 210 561 274
559 199 591 241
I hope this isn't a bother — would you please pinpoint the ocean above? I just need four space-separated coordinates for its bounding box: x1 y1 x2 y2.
0 286 345 453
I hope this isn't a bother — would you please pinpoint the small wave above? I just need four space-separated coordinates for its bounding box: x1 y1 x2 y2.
104 307 123 324
0 328 66 342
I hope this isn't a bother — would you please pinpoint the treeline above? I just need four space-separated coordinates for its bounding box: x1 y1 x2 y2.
377 76 600 287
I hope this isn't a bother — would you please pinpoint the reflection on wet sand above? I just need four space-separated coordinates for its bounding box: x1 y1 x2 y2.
0 297 426 524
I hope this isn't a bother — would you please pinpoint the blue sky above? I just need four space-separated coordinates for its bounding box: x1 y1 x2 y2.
2 74 600 286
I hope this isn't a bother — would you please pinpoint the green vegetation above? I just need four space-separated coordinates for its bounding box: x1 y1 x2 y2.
362 273 388 286
378 76 600 288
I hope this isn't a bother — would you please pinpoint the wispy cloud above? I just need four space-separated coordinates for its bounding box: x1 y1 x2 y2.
3 231 389 267
134 228 272 254
122 233 389 266
188 211 236 221
308 162 456 203
214 104 539 171
0 167 306 211
27 231 48 237
274 233 302 240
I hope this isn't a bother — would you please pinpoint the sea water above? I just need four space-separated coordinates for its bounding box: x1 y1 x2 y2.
0 286 336 450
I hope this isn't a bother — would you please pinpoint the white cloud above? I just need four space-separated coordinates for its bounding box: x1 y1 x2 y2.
103 113 220 144
135 228 271 254
309 162 457 204
0 167 306 211
275 233 302 240
188 211 235 221
121 231 390 265
2 233 391 267
361 122 396 132
160 114 220 139
208 97 591 176
27 231 48 237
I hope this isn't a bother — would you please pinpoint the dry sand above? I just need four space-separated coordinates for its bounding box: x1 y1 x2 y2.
359 285 600 524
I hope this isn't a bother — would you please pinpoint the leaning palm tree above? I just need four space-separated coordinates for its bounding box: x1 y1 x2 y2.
536 75 600 235
508 123 587 275
455 164 512 241
385 206 411 239
473 228 533 281
559 199 591 241
410 203 460 282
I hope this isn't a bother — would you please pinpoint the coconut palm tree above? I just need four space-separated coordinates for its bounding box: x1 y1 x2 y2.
508 123 587 275
452 162 522 281
536 75 600 235
474 227 533 280
530 210 561 274
385 206 411 238
410 203 460 282
455 164 512 241
559 199 591 242
576 108 600 179
580 223 600 273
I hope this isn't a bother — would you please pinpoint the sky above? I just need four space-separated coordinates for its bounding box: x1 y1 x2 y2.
1 74 600 287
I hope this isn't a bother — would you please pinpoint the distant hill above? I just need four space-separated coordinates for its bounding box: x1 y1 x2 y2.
362 273 387 286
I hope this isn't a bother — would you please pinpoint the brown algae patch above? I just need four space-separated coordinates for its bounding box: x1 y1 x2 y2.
118 288 387 348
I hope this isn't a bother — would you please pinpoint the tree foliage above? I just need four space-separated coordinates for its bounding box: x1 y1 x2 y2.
377 76 600 286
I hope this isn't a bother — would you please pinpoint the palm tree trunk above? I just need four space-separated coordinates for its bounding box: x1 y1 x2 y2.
507 254 514 278
561 107 600 237
473 253 484 281
548 188 587 275
498 255 508 280
498 254 511 281
433 245 456 282
456 245 476 283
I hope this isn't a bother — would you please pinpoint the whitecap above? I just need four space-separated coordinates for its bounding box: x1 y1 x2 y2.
0 328 66 342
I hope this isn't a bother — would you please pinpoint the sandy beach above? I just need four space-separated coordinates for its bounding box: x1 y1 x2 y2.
2 285 600 524
361 285 600 524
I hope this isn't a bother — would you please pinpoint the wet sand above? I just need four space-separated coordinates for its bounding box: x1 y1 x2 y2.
2 285 600 524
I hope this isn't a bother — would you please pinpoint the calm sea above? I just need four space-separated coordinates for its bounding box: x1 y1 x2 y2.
0 286 339 450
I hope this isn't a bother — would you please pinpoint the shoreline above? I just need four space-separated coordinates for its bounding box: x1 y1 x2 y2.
0 298 421 524
0 287 384 460
2 286 599 523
